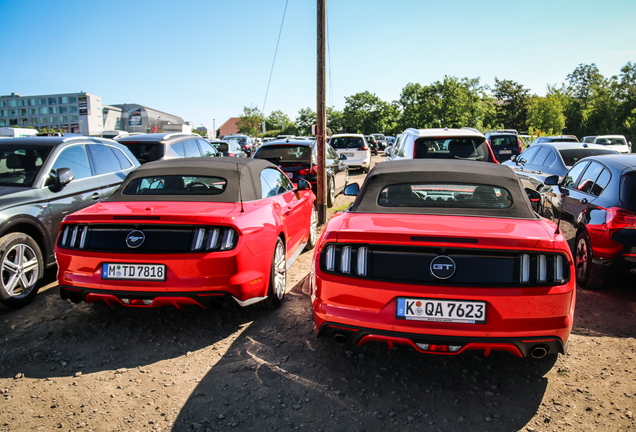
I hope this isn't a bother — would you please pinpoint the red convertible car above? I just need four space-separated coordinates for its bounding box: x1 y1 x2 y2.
56 158 316 309
310 159 576 358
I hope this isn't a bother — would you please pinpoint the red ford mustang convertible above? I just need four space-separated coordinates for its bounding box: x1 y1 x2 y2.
56 157 316 309
311 159 575 358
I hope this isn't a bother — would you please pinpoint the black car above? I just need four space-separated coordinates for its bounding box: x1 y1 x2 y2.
540 154 636 289
116 133 219 164
0 136 140 308
485 131 522 162
253 139 348 207
364 135 379 155
502 142 620 192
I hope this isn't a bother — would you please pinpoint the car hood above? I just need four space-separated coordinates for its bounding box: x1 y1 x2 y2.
331 212 564 251
63 201 238 224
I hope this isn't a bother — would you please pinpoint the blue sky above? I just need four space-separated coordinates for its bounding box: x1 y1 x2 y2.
1 0 635 130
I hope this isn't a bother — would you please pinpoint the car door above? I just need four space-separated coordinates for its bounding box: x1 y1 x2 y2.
522 146 556 189
183 139 202 158
197 139 218 157
260 168 307 258
41 143 103 253
86 143 134 198
558 161 592 241
327 144 347 192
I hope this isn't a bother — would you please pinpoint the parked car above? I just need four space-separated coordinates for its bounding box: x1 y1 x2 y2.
502 142 619 192
528 136 578 147
115 133 219 164
0 136 140 308
209 140 247 158
540 154 636 289
388 128 498 163
592 135 632 154
364 135 379 155
328 134 372 172
56 158 316 310
252 138 348 207
310 159 575 358
371 134 388 150
484 131 523 162
223 135 254 156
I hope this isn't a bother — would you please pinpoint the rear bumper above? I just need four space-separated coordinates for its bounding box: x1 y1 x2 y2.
317 322 566 358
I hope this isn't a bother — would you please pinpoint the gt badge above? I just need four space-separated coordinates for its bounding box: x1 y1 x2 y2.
430 255 456 279
126 230 145 248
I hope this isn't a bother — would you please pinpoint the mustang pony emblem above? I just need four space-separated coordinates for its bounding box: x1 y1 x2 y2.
126 230 145 248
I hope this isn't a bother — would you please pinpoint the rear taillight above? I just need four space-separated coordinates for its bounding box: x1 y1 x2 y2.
228 152 234 157
358 146 369 151
191 227 238 251
298 164 318 176
606 207 636 230
518 139 523 152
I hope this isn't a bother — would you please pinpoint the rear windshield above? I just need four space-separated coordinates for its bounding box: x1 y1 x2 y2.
0 145 52 187
372 134 385 140
330 137 365 149
489 135 517 147
120 143 165 164
549 137 578 142
621 174 636 204
213 143 229 152
414 138 493 162
595 137 627 146
378 183 512 209
226 137 247 145
558 148 618 166
122 175 227 196
254 145 312 162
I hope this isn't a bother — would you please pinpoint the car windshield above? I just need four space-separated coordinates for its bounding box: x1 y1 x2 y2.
489 135 517 147
213 143 229 153
0 145 52 187
621 173 636 204
414 137 493 162
122 175 227 196
372 134 385 140
378 183 513 209
558 148 618 166
596 137 627 146
254 145 312 162
330 137 364 149
120 142 165 164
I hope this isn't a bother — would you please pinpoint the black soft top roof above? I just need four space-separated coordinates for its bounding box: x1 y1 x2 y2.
349 159 538 219
108 157 275 203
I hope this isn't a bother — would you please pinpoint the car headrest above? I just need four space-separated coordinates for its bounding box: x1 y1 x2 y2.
449 140 474 158
6 153 27 169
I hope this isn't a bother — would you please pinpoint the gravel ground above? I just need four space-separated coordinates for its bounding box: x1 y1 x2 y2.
1 155 635 432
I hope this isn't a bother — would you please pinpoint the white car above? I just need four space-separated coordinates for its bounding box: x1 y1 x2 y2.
592 135 632 154
328 133 372 172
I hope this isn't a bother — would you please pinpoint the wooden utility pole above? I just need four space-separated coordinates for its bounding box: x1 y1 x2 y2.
316 0 327 225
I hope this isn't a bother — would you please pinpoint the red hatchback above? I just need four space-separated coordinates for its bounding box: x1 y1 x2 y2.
310 159 576 358
56 158 316 309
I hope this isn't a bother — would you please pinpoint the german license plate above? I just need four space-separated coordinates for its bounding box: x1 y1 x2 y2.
344 153 355 157
396 298 486 324
499 149 512 154
102 263 166 281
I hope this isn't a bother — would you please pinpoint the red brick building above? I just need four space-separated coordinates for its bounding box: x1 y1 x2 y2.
217 117 240 138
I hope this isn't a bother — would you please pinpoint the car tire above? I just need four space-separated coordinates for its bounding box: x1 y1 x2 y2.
363 165 370 173
0 233 43 309
263 237 286 309
306 206 318 250
327 177 335 207
575 230 604 290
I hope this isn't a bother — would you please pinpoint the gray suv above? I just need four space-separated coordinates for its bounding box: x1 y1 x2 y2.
116 133 219 164
0 136 140 308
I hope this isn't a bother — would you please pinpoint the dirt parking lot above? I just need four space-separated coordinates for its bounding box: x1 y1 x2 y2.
1 155 635 432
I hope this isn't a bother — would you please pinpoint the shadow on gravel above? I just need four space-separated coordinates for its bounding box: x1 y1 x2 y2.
0 272 270 379
174 276 557 432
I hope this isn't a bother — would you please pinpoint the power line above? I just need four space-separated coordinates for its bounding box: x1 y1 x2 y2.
262 0 290 115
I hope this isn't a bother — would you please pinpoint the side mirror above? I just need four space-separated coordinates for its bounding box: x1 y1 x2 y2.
297 178 311 191
343 183 359 196
543 175 559 186
47 167 75 191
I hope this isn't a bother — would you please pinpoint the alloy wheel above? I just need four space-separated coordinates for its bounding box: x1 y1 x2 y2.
273 241 286 300
2 243 39 299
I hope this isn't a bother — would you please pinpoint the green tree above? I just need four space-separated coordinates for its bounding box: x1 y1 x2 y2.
295 107 316 136
342 91 395 134
326 107 344 135
236 105 264 136
527 94 566 135
493 78 530 131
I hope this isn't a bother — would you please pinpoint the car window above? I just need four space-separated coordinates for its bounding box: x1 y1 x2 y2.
396 134 409 157
183 139 201 157
378 183 513 209
563 161 590 189
489 135 517 147
577 162 608 196
0 145 51 187
330 137 364 149
530 146 552 166
414 138 491 161
170 142 185 157
87 144 124 175
620 174 636 204
260 168 293 198
254 145 312 161
517 146 540 165
197 139 217 157
596 137 627 146
51 144 92 180
122 142 165 163
542 150 556 168
111 146 133 169
327 145 339 160
593 168 611 196
122 175 227 195
558 148 617 166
